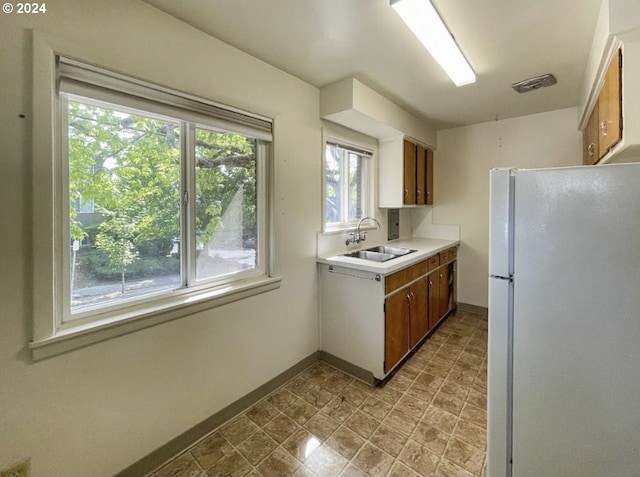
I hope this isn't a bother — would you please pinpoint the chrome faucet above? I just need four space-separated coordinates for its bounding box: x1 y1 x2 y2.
346 216 381 245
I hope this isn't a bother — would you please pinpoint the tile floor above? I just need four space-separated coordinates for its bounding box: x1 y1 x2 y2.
151 311 487 477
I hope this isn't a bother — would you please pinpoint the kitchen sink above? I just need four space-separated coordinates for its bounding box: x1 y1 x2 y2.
343 250 396 262
365 246 416 256
342 246 416 262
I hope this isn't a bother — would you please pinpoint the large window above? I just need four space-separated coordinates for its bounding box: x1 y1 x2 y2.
31 54 277 357
324 140 372 230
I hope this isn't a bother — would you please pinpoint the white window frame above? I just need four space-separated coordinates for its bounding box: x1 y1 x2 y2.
30 35 280 360
322 135 374 232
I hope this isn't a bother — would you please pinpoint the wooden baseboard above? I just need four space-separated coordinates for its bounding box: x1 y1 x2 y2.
457 302 488 316
116 351 320 477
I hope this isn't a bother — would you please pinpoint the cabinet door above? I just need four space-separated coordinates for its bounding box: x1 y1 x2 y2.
583 102 599 165
385 289 410 373
438 265 450 320
416 145 426 205
403 140 416 205
409 277 428 348
598 49 622 158
426 148 434 205
428 270 439 331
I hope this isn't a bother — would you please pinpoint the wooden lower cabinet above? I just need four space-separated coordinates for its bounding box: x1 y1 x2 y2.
409 277 428 348
384 276 429 373
428 270 440 331
384 289 410 373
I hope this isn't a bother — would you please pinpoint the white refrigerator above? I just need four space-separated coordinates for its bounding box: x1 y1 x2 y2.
488 164 640 477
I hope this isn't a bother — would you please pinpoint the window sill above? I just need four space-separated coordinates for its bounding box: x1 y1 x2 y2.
29 275 282 361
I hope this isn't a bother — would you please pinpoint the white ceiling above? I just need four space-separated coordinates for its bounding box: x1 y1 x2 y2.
143 0 602 129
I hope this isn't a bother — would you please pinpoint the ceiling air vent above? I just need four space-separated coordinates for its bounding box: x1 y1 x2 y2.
512 74 557 93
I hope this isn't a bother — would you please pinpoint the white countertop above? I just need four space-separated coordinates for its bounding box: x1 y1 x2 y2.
316 238 460 275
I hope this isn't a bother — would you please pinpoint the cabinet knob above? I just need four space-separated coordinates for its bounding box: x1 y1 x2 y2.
600 120 608 137
587 143 595 156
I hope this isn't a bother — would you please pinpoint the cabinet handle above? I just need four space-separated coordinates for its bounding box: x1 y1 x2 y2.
440 273 443 278
410 291 415 300
428 280 432 286
600 120 608 137
587 143 595 156
404 188 408 199
417 190 421 199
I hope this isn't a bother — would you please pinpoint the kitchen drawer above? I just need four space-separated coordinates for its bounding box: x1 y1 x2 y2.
385 260 427 294
427 254 440 272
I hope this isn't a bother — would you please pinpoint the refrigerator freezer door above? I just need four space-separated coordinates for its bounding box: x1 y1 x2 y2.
487 276 512 477
511 164 640 477
489 168 514 278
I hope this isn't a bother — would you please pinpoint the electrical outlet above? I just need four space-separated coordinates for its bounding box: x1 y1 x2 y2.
1 458 30 477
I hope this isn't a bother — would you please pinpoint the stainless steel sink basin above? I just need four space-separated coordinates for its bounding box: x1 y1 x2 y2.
343 250 396 262
342 246 416 262
365 246 416 256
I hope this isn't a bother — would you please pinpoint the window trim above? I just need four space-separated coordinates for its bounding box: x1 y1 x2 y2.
322 134 375 232
30 32 280 360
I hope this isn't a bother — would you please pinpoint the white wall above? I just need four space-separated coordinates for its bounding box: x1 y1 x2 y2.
0 2 321 475
416 108 582 308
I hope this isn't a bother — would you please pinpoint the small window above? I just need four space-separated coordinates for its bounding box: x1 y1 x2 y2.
324 140 372 230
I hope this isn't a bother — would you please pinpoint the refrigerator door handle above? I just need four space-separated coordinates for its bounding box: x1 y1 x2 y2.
489 274 513 282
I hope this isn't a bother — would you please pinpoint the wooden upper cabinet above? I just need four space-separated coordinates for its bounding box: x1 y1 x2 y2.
416 145 426 205
583 101 599 165
403 140 416 204
426 148 434 205
598 49 623 158
380 136 434 208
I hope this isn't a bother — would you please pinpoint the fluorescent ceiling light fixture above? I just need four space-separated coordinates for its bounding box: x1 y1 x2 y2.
391 0 476 86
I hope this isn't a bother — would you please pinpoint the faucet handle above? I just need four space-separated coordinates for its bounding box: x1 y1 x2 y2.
361 232 367 242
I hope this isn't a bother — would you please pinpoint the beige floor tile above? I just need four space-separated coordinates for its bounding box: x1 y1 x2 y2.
459 403 487 430
220 416 261 446
267 388 298 411
453 419 486 450
397 439 440 476
386 461 421 477
206 450 252 477
325 425 365 460
340 464 369 477
263 414 301 444
411 421 450 456
360 396 393 421
351 443 394 477
338 383 371 408
303 386 335 409
385 374 414 393
383 409 420 437
421 406 457 434
432 392 465 417
190 432 233 469
320 371 354 394
369 424 408 458
322 396 357 423
154 452 203 477
245 400 280 427
304 412 341 440
443 437 484 475
371 384 404 406
433 457 475 477
393 394 429 419
282 429 322 463
304 444 348 477
344 411 380 439
283 398 319 425
256 447 300 477
235 430 278 466
438 381 470 402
